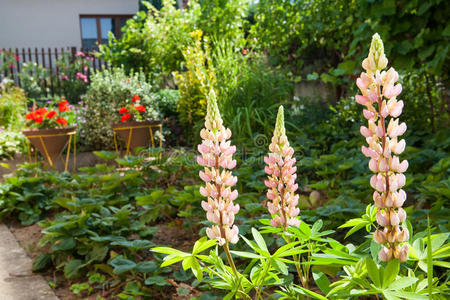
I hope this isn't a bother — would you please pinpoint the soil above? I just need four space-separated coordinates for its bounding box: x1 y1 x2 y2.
152 222 198 252
0 151 116 176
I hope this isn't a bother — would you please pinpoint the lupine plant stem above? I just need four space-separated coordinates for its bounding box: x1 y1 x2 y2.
254 260 271 300
223 242 238 278
285 235 307 287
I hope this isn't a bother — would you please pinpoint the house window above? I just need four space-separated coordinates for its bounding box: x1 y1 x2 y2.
80 15 132 49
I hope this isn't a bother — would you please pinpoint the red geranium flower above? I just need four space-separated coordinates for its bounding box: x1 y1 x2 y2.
56 118 68 126
119 107 128 114
36 107 48 115
46 110 57 119
135 105 146 112
131 94 140 102
35 115 44 124
121 113 131 123
58 100 70 112
25 112 35 120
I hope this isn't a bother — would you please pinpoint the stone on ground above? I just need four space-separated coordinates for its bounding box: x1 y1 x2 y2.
0 224 59 300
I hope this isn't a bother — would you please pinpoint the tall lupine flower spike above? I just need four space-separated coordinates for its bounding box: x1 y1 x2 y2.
356 33 409 262
198 89 240 246
264 106 300 229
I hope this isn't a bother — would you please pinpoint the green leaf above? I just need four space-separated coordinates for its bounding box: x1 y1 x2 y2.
430 233 449 252
192 237 217 254
313 270 331 294
339 218 370 238
135 261 158 273
387 277 418 290
145 275 170 286
52 237 76 251
307 72 319 81
160 255 185 267
87 245 108 262
110 257 137 275
271 258 288 275
382 290 402 300
293 284 328 300
190 257 203 282
382 259 399 288
365 257 381 288
32 253 51 272
308 180 329 189
182 256 194 271
93 151 120 161
311 219 323 233
251 228 268 253
433 260 450 268
152 247 189 257
230 250 264 259
273 241 302 257
298 221 311 237
64 259 84 279
427 216 433 297
388 291 427 300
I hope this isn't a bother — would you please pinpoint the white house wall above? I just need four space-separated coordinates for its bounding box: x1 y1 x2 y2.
0 0 138 48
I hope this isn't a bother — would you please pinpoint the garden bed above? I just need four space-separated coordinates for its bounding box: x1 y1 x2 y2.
7 219 198 299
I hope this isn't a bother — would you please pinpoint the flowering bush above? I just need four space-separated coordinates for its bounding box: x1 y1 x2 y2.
0 50 18 73
118 94 147 123
81 67 160 150
56 51 92 103
25 98 74 129
174 30 217 134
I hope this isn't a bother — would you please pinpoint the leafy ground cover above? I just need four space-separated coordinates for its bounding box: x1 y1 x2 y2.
0 103 448 298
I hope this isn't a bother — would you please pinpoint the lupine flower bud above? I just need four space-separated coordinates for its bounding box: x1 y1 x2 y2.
378 247 393 262
264 106 300 229
198 89 239 246
356 33 409 262
373 229 386 244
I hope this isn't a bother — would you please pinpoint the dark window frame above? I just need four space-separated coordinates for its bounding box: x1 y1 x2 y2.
79 14 133 48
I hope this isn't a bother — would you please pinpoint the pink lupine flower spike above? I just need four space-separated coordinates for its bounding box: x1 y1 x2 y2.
264 106 300 230
357 33 409 262
197 89 240 246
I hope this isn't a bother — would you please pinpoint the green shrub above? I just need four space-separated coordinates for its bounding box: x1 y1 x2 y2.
0 131 26 160
100 0 199 79
0 83 27 129
81 68 160 150
197 0 248 47
174 31 216 134
221 55 294 146
153 89 179 118
251 0 449 90
0 83 27 159
18 62 48 99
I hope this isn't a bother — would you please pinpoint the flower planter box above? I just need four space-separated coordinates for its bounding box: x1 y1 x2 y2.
22 126 77 170
112 120 162 155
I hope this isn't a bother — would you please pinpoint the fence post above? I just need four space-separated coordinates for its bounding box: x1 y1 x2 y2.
48 47 54 97
70 47 76 63
15 48 21 86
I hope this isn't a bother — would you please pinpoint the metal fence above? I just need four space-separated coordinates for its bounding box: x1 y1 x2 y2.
0 47 109 98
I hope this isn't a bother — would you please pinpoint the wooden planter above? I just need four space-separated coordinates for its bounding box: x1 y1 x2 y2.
22 126 77 171
112 120 162 155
